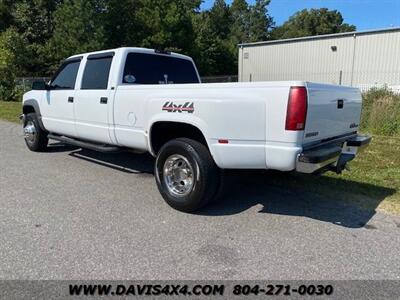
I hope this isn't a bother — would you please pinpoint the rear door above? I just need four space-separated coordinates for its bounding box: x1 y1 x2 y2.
303 83 362 144
74 52 114 144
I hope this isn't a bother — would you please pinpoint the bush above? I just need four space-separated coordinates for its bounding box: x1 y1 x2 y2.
12 85 25 102
361 88 400 136
0 71 16 101
0 27 26 101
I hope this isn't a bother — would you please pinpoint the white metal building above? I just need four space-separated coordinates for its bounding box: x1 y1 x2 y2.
238 27 400 91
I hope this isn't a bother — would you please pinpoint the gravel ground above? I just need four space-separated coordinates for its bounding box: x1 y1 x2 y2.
1 120 400 280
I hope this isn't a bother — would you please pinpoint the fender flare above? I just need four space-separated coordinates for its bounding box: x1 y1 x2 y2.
23 99 46 130
147 115 210 156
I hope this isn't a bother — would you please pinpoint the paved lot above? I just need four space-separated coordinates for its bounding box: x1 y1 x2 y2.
1 120 400 280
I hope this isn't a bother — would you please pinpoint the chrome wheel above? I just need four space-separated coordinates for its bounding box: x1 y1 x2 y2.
163 154 194 196
23 121 37 144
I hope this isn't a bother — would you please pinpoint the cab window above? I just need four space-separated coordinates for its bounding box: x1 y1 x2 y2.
50 60 80 90
122 53 199 85
81 55 113 90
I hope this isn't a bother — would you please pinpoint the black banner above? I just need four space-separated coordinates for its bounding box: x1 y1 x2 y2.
0 280 399 299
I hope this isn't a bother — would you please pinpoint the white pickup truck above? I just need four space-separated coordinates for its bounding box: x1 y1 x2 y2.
22 47 371 212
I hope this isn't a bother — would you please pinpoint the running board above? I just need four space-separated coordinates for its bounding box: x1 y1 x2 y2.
48 134 121 153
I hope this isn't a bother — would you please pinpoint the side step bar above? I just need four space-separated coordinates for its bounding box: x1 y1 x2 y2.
48 134 121 153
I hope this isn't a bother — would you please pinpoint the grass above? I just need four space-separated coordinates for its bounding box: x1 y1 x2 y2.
268 136 400 215
0 100 399 215
0 101 21 123
360 88 400 136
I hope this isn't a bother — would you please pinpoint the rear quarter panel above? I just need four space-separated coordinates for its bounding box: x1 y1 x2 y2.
143 82 303 169
145 85 266 168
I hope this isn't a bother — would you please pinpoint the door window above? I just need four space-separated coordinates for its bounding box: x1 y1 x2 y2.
81 56 113 90
50 60 80 90
122 53 199 84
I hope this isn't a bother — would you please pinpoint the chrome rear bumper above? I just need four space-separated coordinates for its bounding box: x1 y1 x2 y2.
296 134 371 174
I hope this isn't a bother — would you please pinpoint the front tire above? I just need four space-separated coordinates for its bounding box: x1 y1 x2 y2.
155 138 220 212
23 113 48 152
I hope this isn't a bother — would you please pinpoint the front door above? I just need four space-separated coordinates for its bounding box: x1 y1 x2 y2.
74 52 114 144
41 58 81 137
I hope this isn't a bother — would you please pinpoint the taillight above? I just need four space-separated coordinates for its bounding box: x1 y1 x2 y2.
285 86 308 131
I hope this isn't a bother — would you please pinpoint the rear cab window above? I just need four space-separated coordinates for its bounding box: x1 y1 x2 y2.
81 52 114 90
122 52 199 85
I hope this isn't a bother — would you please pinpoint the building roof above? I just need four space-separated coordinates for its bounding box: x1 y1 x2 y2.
239 27 400 48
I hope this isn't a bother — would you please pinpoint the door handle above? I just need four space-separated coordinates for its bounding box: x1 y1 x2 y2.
100 97 108 104
68 97 74 103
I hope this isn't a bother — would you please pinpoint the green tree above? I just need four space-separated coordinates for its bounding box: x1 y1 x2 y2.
271 8 356 40
12 0 61 75
102 0 140 48
135 0 201 55
248 0 274 42
0 0 278 80
13 0 59 45
193 12 233 75
0 0 14 32
230 0 250 44
46 0 106 71
208 0 231 39
192 13 216 75
0 28 25 101
194 0 236 75
194 0 274 76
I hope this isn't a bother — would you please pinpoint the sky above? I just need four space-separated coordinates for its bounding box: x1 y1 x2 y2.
201 0 400 31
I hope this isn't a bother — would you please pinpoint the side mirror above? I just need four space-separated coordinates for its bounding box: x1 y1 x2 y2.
32 81 50 90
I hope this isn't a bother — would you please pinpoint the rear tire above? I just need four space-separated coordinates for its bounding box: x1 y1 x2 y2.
155 138 220 212
23 113 48 152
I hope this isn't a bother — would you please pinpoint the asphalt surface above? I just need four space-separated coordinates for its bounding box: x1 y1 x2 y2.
1 120 400 280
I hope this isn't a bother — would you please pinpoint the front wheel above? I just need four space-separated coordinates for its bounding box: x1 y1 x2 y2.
155 138 220 212
23 113 48 152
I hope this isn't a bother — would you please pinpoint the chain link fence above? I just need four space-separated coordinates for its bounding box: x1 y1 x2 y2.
240 71 400 93
16 77 50 93
15 76 238 93
201 75 238 83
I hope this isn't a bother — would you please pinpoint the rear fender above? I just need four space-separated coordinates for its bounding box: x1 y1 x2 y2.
147 113 210 156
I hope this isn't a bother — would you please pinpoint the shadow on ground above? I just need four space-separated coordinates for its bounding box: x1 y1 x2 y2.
201 170 395 228
48 142 395 229
48 142 153 174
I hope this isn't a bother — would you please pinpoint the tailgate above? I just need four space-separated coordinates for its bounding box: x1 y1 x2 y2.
304 82 362 143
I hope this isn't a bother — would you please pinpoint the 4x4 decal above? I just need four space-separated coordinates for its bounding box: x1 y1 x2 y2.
162 101 194 113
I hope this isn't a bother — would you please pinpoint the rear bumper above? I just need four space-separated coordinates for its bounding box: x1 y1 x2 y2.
296 134 371 174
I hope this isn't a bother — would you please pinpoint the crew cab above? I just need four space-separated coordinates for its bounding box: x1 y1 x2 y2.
21 47 371 212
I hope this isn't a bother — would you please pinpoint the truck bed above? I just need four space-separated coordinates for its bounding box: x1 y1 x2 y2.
113 80 362 171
